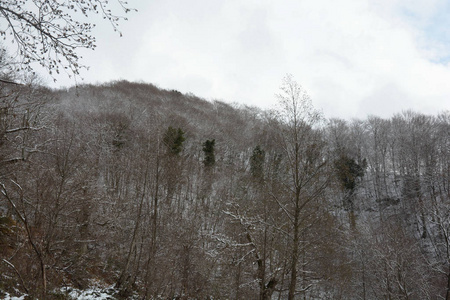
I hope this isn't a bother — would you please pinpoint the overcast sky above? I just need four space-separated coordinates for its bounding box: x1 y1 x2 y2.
43 0 450 119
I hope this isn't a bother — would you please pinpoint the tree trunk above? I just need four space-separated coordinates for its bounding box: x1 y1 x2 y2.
446 265 450 300
288 196 301 300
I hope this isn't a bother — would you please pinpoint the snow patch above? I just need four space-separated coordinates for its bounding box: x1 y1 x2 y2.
60 286 119 300
2 291 27 300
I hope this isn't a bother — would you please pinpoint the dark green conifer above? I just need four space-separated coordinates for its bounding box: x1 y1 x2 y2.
250 145 265 181
202 139 215 167
334 154 365 192
163 126 185 155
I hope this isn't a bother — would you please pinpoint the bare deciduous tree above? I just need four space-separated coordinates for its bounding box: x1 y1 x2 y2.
274 74 329 299
0 0 134 79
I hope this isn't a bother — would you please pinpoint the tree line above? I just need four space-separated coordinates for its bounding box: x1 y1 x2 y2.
0 75 449 299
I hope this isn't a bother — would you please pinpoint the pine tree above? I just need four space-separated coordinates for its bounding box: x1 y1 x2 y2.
250 145 265 182
334 154 365 193
163 126 185 155
202 139 215 167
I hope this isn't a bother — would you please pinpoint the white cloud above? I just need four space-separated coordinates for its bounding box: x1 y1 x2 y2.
45 0 450 119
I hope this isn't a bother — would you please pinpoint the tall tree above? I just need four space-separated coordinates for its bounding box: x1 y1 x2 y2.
274 74 328 299
202 139 215 168
250 145 266 182
334 153 365 227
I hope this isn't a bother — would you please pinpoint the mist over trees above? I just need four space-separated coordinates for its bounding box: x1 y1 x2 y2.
0 70 449 299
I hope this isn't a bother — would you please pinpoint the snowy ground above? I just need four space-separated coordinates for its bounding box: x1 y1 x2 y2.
1 285 124 300
2 292 27 300
64 287 118 300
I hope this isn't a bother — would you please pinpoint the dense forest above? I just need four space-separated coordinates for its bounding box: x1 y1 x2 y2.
0 76 449 299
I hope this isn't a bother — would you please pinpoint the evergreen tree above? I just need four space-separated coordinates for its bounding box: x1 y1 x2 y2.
334 154 365 193
202 139 215 167
164 126 185 155
250 145 265 181
333 153 366 227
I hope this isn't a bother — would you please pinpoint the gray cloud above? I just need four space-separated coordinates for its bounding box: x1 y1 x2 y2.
42 0 450 119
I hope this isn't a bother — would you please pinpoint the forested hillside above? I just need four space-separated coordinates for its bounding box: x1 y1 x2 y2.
1 78 450 299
